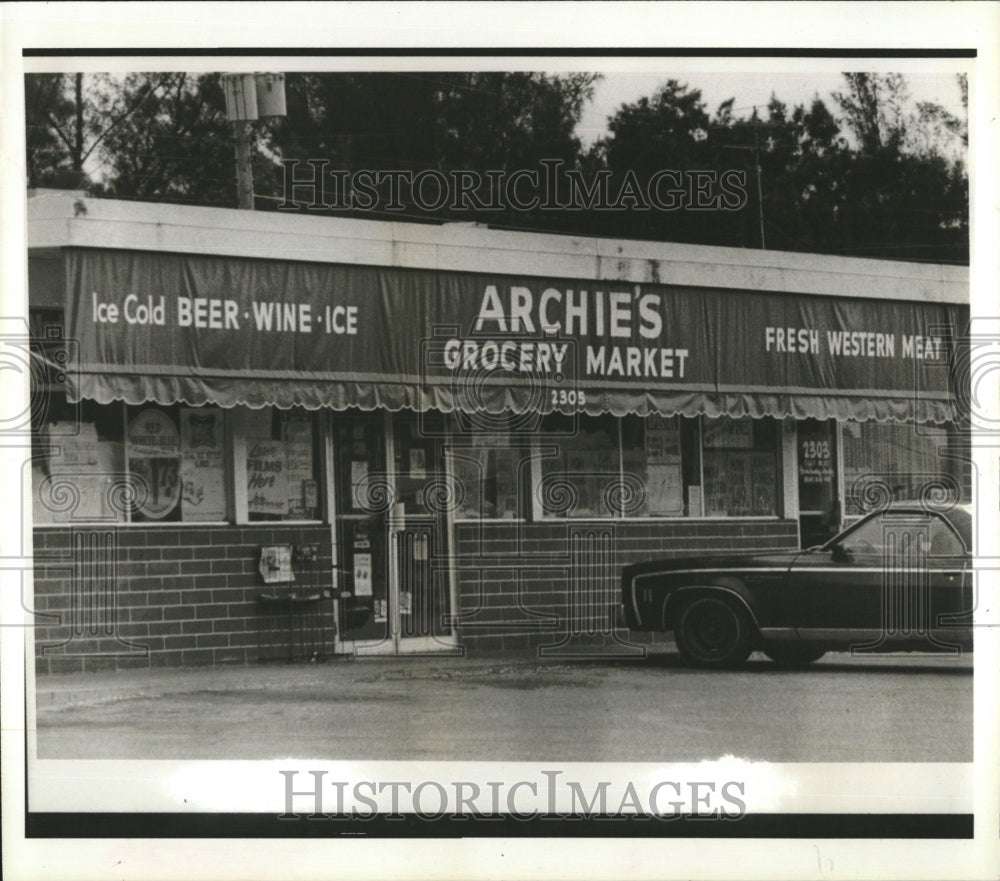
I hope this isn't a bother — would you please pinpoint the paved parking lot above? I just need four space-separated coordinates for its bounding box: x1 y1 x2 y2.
34 649 973 762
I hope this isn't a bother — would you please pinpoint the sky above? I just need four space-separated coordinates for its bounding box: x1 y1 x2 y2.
575 70 968 147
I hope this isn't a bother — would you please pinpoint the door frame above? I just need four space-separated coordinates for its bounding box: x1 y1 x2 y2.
332 410 459 656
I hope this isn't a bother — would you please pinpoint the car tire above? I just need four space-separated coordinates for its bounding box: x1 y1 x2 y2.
675 595 756 669
763 644 826 668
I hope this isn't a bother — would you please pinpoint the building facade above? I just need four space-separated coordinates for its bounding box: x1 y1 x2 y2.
27 194 969 671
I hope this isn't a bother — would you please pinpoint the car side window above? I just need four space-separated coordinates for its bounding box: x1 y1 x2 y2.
840 517 886 556
928 516 964 557
841 512 966 558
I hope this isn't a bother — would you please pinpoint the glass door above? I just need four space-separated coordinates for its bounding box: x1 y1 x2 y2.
797 419 840 548
390 414 457 651
332 413 390 645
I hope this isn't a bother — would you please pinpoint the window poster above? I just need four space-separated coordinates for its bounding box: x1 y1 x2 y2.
798 426 834 485
41 422 120 522
129 457 181 519
283 414 314 516
645 415 681 463
353 552 373 597
447 449 483 518
703 452 775 517
703 417 754 449
408 447 426 479
246 436 289 516
645 415 683 514
703 460 729 517
127 408 181 519
127 407 180 458
728 455 753 515
646 464 684 515
350 459 369 510
569 450 606 516
180 408 226 521
751 452 778 515
48 421 100 467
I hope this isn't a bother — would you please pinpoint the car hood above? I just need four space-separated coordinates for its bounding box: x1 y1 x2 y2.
623 549 805 579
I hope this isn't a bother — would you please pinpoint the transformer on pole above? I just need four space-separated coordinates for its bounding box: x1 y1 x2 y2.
220 73 287 210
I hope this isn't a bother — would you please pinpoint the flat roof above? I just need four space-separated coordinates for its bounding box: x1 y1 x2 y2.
27 191 968 304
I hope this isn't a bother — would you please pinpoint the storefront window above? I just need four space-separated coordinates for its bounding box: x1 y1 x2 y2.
535 413 780 520
539 414 620 518
842 421 962 515
33 400 230 523
448 432 525 520
701 416 780 517
126 405 229 523
621 415 703 517
244 406 321 521
33 397 127 524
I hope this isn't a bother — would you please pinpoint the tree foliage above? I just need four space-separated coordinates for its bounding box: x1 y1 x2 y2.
591 73 967 261
274 71 599 219
23 70 967 263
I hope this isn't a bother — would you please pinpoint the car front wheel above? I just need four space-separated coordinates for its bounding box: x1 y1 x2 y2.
675 595 756 669
763 644 826 667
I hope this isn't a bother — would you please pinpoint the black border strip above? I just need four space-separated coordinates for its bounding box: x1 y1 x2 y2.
26 812 974 839
22 48 977 58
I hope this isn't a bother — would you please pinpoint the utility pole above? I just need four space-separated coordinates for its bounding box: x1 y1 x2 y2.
721 119 768 250
233 121 254 210
753 121 766 250
221 73 286 211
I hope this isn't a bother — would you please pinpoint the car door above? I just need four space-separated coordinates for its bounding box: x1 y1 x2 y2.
780 513 886 632
924 513 971 649
780 509 968 648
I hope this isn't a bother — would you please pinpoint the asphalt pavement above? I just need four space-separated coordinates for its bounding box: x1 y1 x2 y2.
33 648 973 763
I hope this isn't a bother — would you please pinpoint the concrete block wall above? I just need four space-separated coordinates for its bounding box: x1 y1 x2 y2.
32 525 331 674
453 519 799 653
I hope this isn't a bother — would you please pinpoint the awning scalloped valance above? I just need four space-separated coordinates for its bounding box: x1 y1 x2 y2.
71 372 959 426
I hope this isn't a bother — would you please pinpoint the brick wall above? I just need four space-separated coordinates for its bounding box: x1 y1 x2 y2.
453 519 799 654
32 525 331 674
33 519 799 670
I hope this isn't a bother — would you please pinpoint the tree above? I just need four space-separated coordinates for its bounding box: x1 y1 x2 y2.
25 73 91 189
588 80 743 244
25 72 188 192
829 72 967 262
271 71 600 222
833 72 910 155
434 72 596 171
91 73 237 206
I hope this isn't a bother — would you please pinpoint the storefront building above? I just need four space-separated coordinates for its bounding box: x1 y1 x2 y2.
27 193 969 671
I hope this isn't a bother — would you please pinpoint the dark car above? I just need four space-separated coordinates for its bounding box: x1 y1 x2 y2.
621 504 974 668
